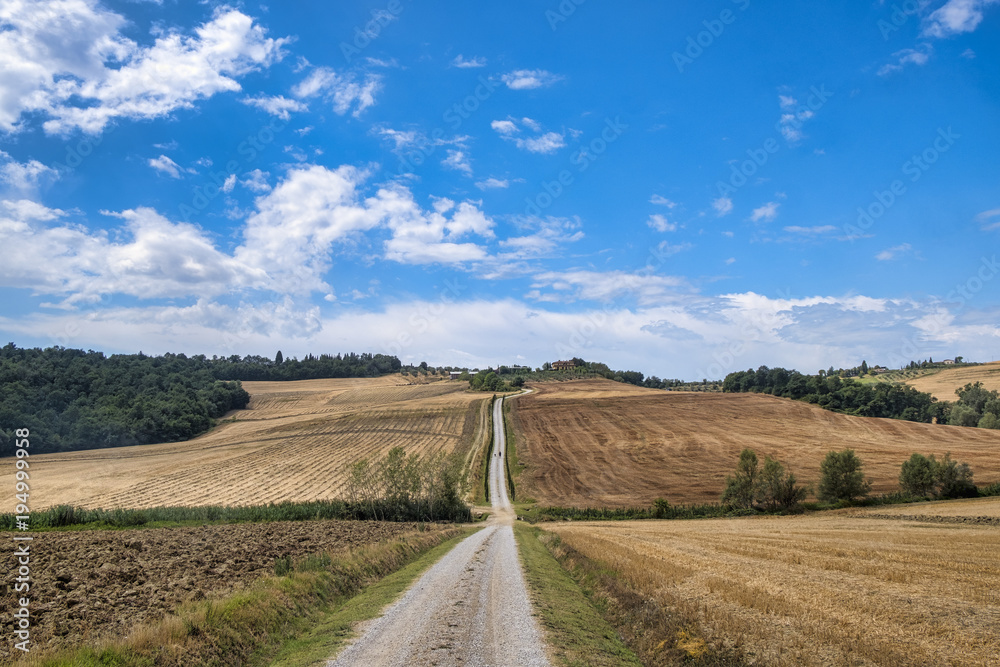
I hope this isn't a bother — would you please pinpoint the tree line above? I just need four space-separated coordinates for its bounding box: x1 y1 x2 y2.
0 344 401 456
721 447 979 513
722 365 945 422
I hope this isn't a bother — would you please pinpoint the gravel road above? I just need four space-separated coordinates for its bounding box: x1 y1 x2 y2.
328 393 549 666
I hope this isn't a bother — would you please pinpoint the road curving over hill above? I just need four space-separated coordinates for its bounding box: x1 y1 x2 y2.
328 392 549 666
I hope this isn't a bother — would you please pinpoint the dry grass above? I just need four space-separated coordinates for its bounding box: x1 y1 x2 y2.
548 511 1000 666
849 496 1000 519
905 361 1000 402
511 379 1000 507
1 375 489 509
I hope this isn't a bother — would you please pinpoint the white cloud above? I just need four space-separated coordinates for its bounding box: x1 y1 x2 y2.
475 178 509 190
148 155 184 179
975 207 1000 231
877 45 933 76
222 174 236 193
516 131 565 154
492 118 565 154
712 197 734 217
650 195 677 208
0 151 57 194
923 0 999 37
778 95 797 109
0 4 289 135
750 202 780 223
442 149 472 175
0 199 263 305
529 269 690 306
240 169 271 193
292 66 380 117
647 214 676 233
784 225 838 235
235 164 382 293
490 119 519 136
876 243 914 260
451 54 486 68
240 94 307 120
501 69 562 90
498 215 583 259
370 184 494 265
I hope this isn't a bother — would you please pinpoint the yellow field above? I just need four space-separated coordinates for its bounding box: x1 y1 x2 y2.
905 361 1000 401
548 500 1000 666
2 376 489 509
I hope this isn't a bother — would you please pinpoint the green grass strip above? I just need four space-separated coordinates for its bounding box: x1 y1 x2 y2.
514 522 642 667
266 526 481 666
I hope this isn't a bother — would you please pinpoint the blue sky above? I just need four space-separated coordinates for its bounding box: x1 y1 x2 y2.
1 0 998 379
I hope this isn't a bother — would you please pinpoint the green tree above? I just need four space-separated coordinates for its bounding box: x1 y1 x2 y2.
935 453 976 499
899 453 937 497
757 455 808 511
818 449 871 503
979 413 1000 429
721 449 760 510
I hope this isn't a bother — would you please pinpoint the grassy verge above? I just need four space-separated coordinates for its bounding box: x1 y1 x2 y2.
267 526 480 666
530 527 748 666
514 523 642 666
30 526 476 666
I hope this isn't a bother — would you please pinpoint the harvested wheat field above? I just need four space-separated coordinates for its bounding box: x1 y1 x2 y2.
548 512 1000 666
2 376 489 509
905 360 1000 402
847 496 1000 527
511 379 1000 507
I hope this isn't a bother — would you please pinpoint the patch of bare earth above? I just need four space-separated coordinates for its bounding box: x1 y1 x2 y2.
512 379 1000 507
0 520 434 662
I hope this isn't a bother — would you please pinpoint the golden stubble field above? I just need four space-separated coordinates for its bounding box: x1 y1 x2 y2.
1 376 490 509
511 379 1000 507
905 360 1000 401
548 500 1000 666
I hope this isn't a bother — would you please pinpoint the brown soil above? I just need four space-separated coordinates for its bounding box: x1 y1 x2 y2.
0 520 430 662
512 379 1000 507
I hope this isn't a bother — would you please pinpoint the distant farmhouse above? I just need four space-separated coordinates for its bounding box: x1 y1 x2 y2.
551 360 577 371
942 359 956 365
449 371 464 380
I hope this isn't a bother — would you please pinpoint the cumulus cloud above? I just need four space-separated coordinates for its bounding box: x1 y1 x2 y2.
647 214 676 232
491 117 565 154
0 151 57 194
442 149 473 175
712 197 733 217
878 44 933 76
0 3 289 134
451 54 486 68
528 269 691 306
292 66 380 117
240 94 307 120
923 0 999 37
750 202 780 223
650 195 677 208
148 155 185 179
501 69 562 90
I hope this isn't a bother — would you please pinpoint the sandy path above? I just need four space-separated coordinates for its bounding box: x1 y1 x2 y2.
328 394 549 666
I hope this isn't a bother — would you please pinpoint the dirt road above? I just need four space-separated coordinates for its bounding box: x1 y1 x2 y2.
328 394 549 666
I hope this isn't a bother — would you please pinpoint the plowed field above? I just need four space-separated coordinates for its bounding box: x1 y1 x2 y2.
549 506 1000 666
511 379 1000 506
3 376 488 509
0 520 442 662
